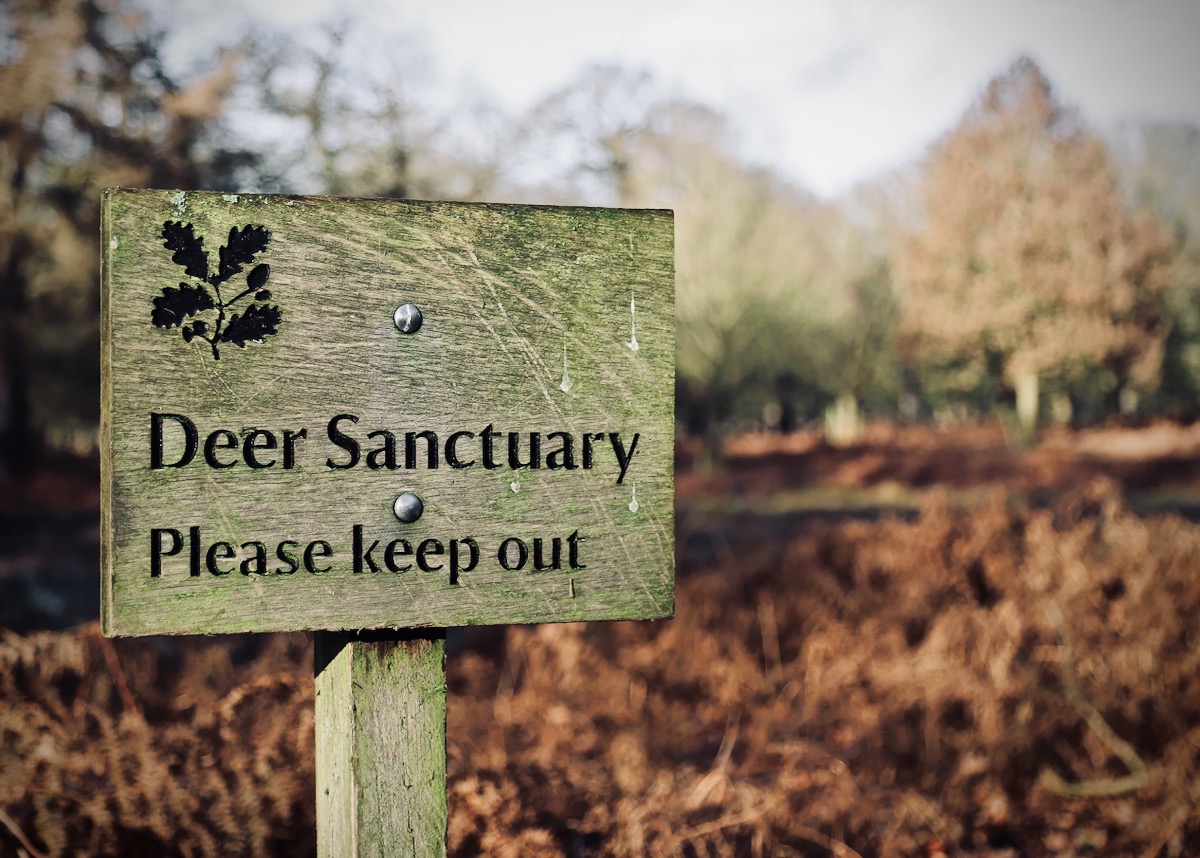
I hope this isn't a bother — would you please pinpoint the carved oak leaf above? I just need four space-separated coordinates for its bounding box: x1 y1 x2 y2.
215 225 271 285
219 303 283 347
151 282 215 328
162 221 209 281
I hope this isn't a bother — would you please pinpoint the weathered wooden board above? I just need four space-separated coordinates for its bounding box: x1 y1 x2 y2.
315 630 447 857
101 189 674 636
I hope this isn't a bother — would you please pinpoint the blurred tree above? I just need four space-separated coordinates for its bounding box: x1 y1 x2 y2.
0 0 252 473
673 148 825 451
659 117 898 450
514 64 666 207
248 28 504 201
894 57 1177 438
519 65 901 455
1113 122 1200 418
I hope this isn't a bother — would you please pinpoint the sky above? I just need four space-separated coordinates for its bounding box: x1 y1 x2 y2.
156 0 1200 198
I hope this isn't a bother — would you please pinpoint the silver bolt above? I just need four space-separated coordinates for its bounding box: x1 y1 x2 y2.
393 492 424 523
394 303 423 334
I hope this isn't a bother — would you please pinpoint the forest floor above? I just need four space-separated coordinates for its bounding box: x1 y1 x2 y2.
4 421 1200 856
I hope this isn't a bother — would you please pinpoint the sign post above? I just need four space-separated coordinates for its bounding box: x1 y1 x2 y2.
315 630 447 855
101 189 674 854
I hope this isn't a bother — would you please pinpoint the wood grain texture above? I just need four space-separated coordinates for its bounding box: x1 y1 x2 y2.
101 189 674 636
315 630 447 857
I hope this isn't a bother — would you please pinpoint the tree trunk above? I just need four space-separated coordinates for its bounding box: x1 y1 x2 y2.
1014 367 1039 444
0 233 34 476
824 393 863 447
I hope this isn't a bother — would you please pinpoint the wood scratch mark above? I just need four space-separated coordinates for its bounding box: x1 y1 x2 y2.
475 313 517 363
471 267 559 415
512 266 639 402
626 287 639 352
559 339 573 393
195 350 241 404
206 473 243 561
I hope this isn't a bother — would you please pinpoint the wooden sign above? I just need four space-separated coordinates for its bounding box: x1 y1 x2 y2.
101 189 674 637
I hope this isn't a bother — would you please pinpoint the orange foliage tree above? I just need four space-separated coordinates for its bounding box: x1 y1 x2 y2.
894 57 1177 434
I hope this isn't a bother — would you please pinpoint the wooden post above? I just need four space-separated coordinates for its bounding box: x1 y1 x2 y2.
315 629 447 857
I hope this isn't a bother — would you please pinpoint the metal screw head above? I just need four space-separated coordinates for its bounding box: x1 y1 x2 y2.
393 492 424 523
394 303 423 334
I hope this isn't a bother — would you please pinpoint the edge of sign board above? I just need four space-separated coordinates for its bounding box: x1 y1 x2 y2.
101 185 675 219
100 188 115 636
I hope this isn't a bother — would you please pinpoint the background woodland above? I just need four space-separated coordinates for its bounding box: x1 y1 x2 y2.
5 1 1200 856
